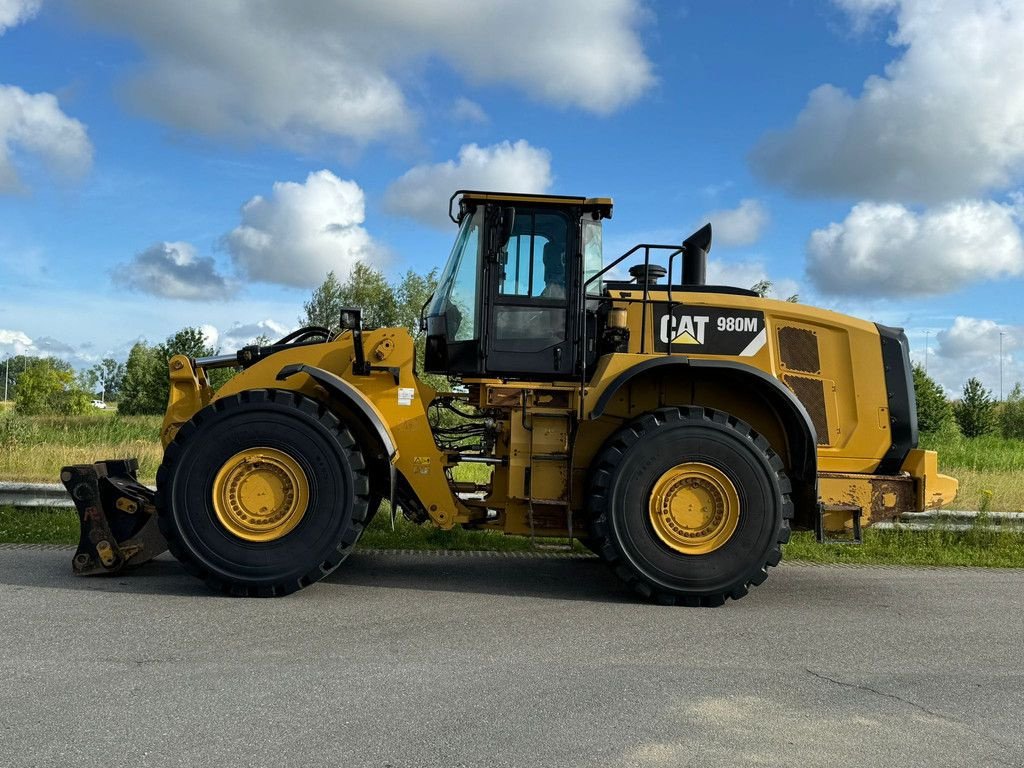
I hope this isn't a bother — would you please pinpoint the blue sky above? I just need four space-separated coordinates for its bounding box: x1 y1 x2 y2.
1 0 1022 395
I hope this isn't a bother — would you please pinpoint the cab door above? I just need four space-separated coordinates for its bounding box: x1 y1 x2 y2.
485 207 575 377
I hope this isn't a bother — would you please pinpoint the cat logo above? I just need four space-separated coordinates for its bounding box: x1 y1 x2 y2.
660 314 709 345
654 305 767 356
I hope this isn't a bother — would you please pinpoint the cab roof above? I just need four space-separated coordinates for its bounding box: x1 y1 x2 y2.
449 189 613 224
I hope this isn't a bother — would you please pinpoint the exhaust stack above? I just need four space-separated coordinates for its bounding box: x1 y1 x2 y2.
682 223 712 286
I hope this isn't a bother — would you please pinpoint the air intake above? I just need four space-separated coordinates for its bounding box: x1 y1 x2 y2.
783 375 830 446
777 326 821 375
629 264 667 286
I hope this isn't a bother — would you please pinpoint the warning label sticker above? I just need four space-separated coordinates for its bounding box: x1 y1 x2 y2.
653 305 767 357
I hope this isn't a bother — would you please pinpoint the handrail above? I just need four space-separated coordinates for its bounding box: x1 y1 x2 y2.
583 243 683 355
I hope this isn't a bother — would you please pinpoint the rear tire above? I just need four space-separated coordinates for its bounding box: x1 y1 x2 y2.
156 388 369 596
586 406 792 606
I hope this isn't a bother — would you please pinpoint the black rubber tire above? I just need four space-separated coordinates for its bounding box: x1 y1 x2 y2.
156 388 370 597
586 406 792 606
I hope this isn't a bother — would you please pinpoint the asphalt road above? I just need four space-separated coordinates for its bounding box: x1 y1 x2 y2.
0 547 1021 768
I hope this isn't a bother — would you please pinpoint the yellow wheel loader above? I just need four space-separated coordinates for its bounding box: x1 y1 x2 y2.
62 191 958 605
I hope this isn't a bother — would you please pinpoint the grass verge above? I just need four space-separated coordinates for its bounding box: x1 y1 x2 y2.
0 411 163 483
783 526 1024 568
0 503 586 553
0 506 80 545
3 505 1023 567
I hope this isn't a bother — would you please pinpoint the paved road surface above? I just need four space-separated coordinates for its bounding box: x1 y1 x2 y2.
0 547 1021 768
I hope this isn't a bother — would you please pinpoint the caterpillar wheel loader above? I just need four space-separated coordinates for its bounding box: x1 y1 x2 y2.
62 190 958 605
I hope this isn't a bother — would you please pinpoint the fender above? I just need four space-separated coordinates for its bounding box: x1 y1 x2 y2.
277 363 398 461
589 357 817 484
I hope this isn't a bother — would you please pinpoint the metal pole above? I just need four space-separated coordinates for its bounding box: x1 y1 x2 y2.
3 357 8 402
924 330 930 373
999 331 1005 402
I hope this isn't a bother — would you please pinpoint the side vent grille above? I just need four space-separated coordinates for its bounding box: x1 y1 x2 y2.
778 326 820 375
783 375 829 446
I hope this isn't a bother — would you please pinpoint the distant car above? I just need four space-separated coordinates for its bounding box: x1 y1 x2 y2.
91 400 107 409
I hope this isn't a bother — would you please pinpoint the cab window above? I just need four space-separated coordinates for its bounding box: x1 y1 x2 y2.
500 212 570 300
428 209 482 342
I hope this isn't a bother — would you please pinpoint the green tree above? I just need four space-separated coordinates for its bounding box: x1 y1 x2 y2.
14 358 90 415
750 279 771 298
300 263 402 331
954 377 996 438
1000 382 1024 439
77 367 100 398
396 267 439 337
90 358 125 401
749 279 798 303
159 327 215 361
912 364 955 434
1 354 42 401
119 328 234 415
301 270 345 329
117 342 165 415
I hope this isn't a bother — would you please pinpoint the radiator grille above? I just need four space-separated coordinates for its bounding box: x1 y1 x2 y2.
784 375 830 446
777 326 821 375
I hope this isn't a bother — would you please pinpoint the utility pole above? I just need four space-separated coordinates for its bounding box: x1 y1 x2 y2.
924 330 930 373
999 331 1005 402
3 357 8 403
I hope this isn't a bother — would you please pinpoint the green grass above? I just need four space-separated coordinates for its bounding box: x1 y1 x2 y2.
4 505 1022 568
3 410 1024 566
0 503 585 553
921 431 1024 473
360 502 585 552
0 411 163 483
783 525 1024 568
0 506 80 544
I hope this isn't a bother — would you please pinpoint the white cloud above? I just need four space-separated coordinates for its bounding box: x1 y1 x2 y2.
227 170 378 288
0 328 98 369
70 0 653 148
752 0 1024 202
702 199 770 247
0 85 93 193
936 316 1020 360
112 241 236 300
217 319 293 352
834 0 899 30
0 0 39 34
706 259 800 300
806 200 1024 296
451 97 488 125
0 328 33 358
915 316 1024 395
384 140 553 228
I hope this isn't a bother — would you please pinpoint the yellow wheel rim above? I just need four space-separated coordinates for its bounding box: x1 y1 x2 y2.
212 447 310 543
648 462 740 555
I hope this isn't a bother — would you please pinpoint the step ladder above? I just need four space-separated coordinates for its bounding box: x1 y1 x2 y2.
815 502 863 545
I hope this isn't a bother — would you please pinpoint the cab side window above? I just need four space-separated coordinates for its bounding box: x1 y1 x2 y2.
500 212 569 299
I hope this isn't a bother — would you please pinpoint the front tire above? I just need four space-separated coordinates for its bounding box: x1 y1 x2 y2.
587 406 792 606
156 389 370 596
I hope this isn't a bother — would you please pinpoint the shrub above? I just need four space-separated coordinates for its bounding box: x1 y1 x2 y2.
1000 383 1024 440
14 359 91 416
913 364 955 434
954 377 996 438
0 411 32 448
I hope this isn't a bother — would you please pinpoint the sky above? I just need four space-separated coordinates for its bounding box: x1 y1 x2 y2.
0 0 1022 396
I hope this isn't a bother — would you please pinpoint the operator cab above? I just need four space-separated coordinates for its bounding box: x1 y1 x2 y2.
424 191 611 379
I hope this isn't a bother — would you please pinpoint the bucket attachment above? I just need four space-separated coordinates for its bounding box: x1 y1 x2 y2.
60 459 167 575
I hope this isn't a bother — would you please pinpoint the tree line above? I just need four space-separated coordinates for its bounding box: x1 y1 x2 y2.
2 262 1020 440
914 365 1024 439
1 264 437 416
